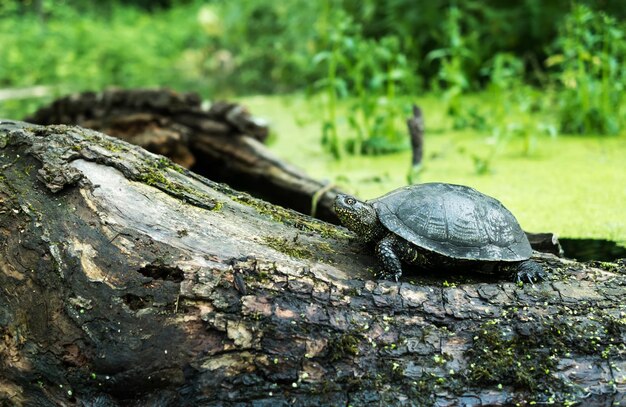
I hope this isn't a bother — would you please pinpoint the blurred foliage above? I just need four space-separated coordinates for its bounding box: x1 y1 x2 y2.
312 2 416 158
0 1 210 92
547 4 626 135
0 0 624 147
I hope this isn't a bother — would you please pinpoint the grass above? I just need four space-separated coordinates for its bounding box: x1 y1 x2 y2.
238 93 626 246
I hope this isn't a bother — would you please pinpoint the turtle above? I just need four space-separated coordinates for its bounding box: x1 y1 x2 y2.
334 183 546 283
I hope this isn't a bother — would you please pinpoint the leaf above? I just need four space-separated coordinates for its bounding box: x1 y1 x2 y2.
545 54 565 67
388 68 406 81
312 51 330 65
425 48 451 63
334 78 349 98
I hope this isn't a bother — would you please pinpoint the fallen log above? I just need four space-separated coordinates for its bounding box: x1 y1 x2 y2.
25 88 341 223
0 120 624 406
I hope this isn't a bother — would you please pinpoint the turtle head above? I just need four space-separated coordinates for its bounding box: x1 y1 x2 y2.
334 194 384 242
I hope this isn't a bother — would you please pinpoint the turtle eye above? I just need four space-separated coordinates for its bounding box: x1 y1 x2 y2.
346 197 356 205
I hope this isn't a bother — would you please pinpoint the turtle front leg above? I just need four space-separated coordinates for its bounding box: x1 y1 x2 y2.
375 234 403 282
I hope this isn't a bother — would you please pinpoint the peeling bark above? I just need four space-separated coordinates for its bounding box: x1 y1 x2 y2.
0 120 624 406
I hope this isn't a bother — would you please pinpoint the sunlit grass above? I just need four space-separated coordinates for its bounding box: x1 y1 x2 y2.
239 93 626 246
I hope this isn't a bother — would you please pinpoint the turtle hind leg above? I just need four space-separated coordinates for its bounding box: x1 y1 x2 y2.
375 234 403 282
509 260 547 284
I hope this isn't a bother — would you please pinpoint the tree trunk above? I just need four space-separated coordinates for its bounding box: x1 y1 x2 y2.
0 121 624 406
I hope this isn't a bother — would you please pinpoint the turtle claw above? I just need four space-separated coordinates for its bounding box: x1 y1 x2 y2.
517 273 534 285
375 269 400 282
514 260 547 284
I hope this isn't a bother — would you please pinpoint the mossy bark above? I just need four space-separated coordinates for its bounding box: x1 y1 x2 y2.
0 120 624 406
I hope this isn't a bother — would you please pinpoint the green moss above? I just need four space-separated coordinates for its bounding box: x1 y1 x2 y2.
465 313 625 402
263 236 313 259
79 132 129 153
467 319 553 392
137 166 169 187
100 139 125 153
233 193 349 239
328 333 360 361
315 241 335 253
254 270 270 284
22 163 34 176
403 376 438 406
593 261 621 273
136 160 222 211
156 156 185 173
231 195 274 215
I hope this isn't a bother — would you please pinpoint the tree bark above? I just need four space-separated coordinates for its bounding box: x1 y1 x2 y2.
0 120 624 406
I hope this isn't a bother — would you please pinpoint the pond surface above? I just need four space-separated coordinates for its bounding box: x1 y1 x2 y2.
560 238 626 262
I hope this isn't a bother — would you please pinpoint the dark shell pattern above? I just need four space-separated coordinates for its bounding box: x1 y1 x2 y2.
371 183 532 261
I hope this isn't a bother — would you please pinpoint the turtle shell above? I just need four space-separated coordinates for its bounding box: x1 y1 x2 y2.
371 183 532 261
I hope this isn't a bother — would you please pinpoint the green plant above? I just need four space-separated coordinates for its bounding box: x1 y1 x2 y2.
312 2 354 159
212 0 321 94
344 36 415 155
312 2 416 158
547 4 626 135
458 52 557 173
426 4 479 118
